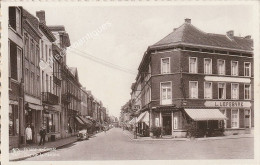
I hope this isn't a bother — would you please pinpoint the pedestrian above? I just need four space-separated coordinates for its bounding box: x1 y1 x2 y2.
39 126 46 146
25 124 32 145
103 126 106 133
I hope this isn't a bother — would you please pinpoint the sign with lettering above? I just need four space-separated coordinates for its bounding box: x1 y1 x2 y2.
204 101 251 108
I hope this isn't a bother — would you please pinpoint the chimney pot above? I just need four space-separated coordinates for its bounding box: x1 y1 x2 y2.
36 10 46 24
185 18 191 24
245 35 251 39
227 30 234 38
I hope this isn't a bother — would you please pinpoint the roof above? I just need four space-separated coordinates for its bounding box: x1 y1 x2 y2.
39 22 56 42
151 21 253 52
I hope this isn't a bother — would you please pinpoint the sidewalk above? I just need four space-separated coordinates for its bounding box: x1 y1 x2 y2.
123 130 254 142
9 136 77 161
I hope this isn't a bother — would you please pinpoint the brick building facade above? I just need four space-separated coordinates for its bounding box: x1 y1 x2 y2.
134 18 254 137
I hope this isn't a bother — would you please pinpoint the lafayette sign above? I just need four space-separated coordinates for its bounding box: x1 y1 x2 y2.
204 101 251 108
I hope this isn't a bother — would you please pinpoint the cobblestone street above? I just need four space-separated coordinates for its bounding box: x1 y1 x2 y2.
25 128 254 160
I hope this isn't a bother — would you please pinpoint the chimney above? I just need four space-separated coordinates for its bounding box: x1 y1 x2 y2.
244 35 251 39
36 10 46 24
226 30 234 38
185 18 191 24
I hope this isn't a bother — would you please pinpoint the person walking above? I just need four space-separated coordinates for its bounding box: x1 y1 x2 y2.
25 124 32 145
39 126 46 146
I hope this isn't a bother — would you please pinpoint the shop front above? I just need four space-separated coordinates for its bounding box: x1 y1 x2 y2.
136 111 149 137
42 105 61 142
24 102 43 144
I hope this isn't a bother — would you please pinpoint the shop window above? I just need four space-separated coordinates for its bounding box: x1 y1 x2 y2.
218 83 226 99
173 116 178 129
161 82 172 105
244 62 251 77
231 61 238 76
9 105 19 136
204 82 212 99
161 58 170 74
231 109 239 128
217 59 225 75
231 83 239 100
189 57 197 73
189 81 198 99
244 84 251 100
204 58 212 74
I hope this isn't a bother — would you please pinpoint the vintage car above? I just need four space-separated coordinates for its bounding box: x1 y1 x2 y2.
77 129 89 140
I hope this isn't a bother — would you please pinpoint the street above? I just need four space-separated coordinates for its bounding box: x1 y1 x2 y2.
25 128 254 160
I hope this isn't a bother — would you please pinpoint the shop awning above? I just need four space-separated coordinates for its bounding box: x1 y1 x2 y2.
75 116 84 125
28 103 43 110
129 117 137 125
184 109 228 121
78 116 92 126
136 111 149 125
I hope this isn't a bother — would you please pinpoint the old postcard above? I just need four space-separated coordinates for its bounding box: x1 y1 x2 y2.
0 0 259 165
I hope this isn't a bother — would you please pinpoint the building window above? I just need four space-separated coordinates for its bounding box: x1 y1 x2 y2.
204 82 212 99
161 82 172 105
45 45 48 62
24 36 29 59
9 41 22 81
173 116 178 129
37 75 40 97
41 40 44 59
204 58 212 74
30 40 35 64
50 76 52 93
25 69 29 92
218 83 226 99
189 81 198 99
9 7 21 34
219 109 226 128
231 61 238 76
46 75 49 92
161 58 170 74
244 62 251 77
189 57 197 73
218 59 225 75
244 84 251 100
231 109 239 128
231 83 239 100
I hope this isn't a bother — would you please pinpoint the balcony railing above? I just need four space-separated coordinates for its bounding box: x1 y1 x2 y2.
61 93 71 104
42 92 59 105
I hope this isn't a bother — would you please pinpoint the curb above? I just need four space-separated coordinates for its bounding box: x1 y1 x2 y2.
10 139 77 161
123 131 253 142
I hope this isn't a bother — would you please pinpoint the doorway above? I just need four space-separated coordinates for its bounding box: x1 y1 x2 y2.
162 115 172 135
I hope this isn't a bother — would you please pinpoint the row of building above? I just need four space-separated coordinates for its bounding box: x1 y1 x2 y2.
121 18 254 138
8 7 108 149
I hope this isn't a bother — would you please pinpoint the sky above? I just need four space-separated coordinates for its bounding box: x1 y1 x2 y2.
24 4 256 118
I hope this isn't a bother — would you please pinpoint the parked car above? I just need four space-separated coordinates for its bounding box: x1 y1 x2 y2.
77 129 89 140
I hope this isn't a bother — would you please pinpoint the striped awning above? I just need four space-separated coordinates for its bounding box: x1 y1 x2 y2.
75 116 84 125
136 111 149 125
184 109 227 121
79 116 92 126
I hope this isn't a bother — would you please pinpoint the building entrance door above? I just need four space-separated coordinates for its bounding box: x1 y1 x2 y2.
162 116 172 135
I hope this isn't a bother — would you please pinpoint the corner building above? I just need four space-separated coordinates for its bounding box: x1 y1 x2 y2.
137 18 253 137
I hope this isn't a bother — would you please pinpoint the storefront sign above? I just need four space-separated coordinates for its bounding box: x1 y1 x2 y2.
204 101 251 108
